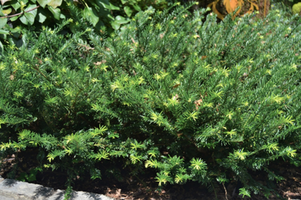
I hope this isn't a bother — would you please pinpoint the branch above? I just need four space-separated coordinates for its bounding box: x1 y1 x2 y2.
0 5 40 19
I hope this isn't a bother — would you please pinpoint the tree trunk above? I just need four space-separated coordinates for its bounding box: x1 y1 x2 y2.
186 0 271 20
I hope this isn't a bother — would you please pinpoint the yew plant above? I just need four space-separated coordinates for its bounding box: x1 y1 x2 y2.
1 4 301 199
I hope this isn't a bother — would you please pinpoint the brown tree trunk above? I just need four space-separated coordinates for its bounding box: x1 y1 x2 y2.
257 0 271 18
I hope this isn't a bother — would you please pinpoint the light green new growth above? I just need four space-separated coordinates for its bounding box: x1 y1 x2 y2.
292 2 301 15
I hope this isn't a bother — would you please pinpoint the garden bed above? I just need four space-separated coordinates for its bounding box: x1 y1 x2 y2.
1 148 301 200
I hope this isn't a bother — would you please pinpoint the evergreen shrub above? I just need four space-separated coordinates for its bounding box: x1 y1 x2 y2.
1 5 301 199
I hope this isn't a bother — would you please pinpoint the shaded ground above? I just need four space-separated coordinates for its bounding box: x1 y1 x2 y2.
1 148 301 200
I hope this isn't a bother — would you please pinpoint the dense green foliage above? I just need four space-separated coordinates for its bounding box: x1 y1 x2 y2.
0 0 300 53
0 0 179 52
1 3 301 200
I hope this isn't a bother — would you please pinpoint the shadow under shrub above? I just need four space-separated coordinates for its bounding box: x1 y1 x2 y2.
1 5 301 199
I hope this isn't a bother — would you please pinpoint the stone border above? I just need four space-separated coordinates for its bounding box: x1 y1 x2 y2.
0 176 115 200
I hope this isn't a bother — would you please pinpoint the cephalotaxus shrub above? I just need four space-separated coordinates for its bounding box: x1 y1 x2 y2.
1 4 301 199
90 8 301 196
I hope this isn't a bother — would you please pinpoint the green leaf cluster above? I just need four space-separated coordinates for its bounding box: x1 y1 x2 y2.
1 4 301 199
0 0 180 52
292 2 301 15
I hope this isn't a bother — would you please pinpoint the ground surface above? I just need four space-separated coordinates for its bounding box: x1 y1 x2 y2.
1 148 301 200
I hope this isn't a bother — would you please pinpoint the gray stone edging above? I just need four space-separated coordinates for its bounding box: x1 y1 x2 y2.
0 176 115 200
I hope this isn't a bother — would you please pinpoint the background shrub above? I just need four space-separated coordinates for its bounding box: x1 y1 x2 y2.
0 0 180 52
